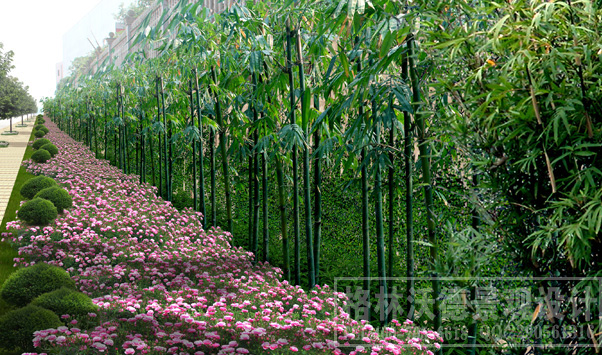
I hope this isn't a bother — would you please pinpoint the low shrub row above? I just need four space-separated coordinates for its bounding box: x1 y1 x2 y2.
0 263 97 351
16 129 71 226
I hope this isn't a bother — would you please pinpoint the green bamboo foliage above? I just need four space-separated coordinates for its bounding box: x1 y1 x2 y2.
409 36 440 332
211 66 233 233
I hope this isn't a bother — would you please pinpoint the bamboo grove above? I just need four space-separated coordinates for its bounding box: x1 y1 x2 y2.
44 0 602 350
45 0 436 327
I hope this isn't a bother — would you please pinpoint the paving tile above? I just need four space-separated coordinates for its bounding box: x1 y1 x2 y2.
0 122 32 223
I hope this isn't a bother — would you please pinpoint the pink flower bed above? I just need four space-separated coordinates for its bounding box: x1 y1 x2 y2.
3 120 441 354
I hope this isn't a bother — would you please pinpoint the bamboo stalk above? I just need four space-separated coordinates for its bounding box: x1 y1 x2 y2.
286 19 301 286
190 78 198 210
252 72 260 263
155 77 164 199
544 150 557 193
160 77 172 202
193 69 207 226
248 152 255 249
409 36 440 333
210 127 216 228
387 96 395 291
104 99 108 160
313 92 322 285
374 88 387 325
276 154 290 281
211 66 233 233
356 42 370 320
262 150 269 263
296 27 315 288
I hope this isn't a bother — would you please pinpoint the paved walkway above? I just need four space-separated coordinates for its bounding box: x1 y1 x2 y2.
0 115 34 224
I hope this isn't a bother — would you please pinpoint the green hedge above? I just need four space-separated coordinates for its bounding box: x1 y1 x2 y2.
31 287 97 316
31 149 51 163
34 187 72 213
40 143 58 157
32 138 51 150
20 176 57 199
0 305 62 351
0 263 75 307
18 198 58 225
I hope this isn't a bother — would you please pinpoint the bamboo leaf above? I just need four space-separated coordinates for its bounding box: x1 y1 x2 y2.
380 31 395 59
334 0 346 18
348 0 357 17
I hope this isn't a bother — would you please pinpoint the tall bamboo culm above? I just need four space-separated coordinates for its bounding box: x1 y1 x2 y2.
402 52 415 320
193 69 207 226
296 27 314 288
211 66 233 233
286 20 301 286
408 36 440 334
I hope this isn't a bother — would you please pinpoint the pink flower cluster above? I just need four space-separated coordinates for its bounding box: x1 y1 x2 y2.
4 119 441 354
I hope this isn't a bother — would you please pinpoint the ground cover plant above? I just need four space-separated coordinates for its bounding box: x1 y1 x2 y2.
2 121 441 353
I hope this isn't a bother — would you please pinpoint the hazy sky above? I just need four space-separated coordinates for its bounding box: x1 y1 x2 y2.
0 0 129 107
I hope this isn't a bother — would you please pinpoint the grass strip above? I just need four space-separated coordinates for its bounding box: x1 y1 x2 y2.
0 130 35 318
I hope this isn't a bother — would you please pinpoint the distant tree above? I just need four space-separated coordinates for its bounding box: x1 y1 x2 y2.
0 42 37 118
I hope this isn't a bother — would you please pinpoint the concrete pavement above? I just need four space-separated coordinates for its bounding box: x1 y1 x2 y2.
0 115 34 224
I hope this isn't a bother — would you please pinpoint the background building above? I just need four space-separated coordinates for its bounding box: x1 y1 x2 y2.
59 0 137 80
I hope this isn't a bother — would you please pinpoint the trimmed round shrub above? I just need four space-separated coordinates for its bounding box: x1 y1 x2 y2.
20 175 57 199
34 124 46 131
34 186 72 213
40 143 58 157
17 197 58 225
31 287 98 316
36 117 45 124
32 138 51 150
31 149 51 163
39 126 49 134
0 305 62 351
0 263 75 307
34 130 46 138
